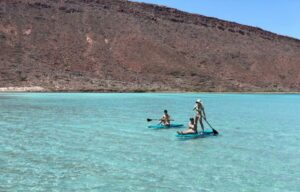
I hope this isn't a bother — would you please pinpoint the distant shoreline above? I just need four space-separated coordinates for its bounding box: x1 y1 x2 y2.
0 86 45 92
0 86 299 94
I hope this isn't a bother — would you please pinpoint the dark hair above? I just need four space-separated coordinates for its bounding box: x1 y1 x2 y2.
164 110 168 113
189 117 194 122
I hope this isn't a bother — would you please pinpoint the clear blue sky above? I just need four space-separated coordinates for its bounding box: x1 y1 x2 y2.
131 0 300 39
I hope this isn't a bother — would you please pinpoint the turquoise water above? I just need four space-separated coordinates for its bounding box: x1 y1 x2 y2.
1 93 300 192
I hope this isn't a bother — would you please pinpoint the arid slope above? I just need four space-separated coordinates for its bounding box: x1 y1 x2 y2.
0 0 300 92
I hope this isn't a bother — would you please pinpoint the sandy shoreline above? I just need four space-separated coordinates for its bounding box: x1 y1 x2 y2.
0 86 45 92
0 86 299 94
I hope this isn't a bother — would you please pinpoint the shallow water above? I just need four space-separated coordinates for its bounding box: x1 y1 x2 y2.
0 93 299 192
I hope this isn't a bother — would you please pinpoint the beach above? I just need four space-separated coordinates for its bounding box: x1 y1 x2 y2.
0 86 45 92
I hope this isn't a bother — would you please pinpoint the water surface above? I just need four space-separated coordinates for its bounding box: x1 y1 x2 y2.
1 93 299 191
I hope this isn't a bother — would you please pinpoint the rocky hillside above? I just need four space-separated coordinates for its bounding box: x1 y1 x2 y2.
1 0 300 92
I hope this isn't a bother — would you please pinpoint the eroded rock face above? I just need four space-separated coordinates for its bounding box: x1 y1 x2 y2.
0 0 300 92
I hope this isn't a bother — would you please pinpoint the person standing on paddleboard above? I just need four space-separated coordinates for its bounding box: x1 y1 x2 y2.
193 99 206 133
160 110 171 126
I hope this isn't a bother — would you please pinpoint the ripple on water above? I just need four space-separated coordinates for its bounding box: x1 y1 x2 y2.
1 93 300 192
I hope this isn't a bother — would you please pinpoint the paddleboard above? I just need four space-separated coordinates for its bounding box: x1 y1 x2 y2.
176 131 216 139
148 123 184 129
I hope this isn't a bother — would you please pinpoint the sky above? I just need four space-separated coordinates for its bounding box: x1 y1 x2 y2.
131 0 300 40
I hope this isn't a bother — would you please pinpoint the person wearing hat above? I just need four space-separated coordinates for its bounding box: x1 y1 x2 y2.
160 109 171 126
193 99 206 132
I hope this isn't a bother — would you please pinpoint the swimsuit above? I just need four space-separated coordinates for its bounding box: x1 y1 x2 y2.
188 123 197 133
194 105 203 118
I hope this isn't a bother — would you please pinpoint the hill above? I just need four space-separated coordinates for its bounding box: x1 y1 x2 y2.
1 0 300 92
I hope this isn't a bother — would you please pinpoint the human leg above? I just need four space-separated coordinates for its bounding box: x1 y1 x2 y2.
199 117 204 132
180 129 196 135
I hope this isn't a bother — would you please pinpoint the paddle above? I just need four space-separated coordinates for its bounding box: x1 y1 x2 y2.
147 118 174 122
204 118 219 135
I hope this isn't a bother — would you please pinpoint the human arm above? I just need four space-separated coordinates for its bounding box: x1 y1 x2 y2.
193 104 197 111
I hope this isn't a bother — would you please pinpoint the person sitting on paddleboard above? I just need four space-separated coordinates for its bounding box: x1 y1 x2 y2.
177 117 197 134
160 110 171 126
193 99 206 133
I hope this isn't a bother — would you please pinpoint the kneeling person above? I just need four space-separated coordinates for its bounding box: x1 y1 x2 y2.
160 110 171 126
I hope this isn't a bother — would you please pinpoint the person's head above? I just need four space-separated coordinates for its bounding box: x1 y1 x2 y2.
195 99 202 105
189 117 194 123
164 110 168 114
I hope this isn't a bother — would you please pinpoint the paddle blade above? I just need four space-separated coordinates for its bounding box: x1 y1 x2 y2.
212 129 219 135
204 119 219 135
